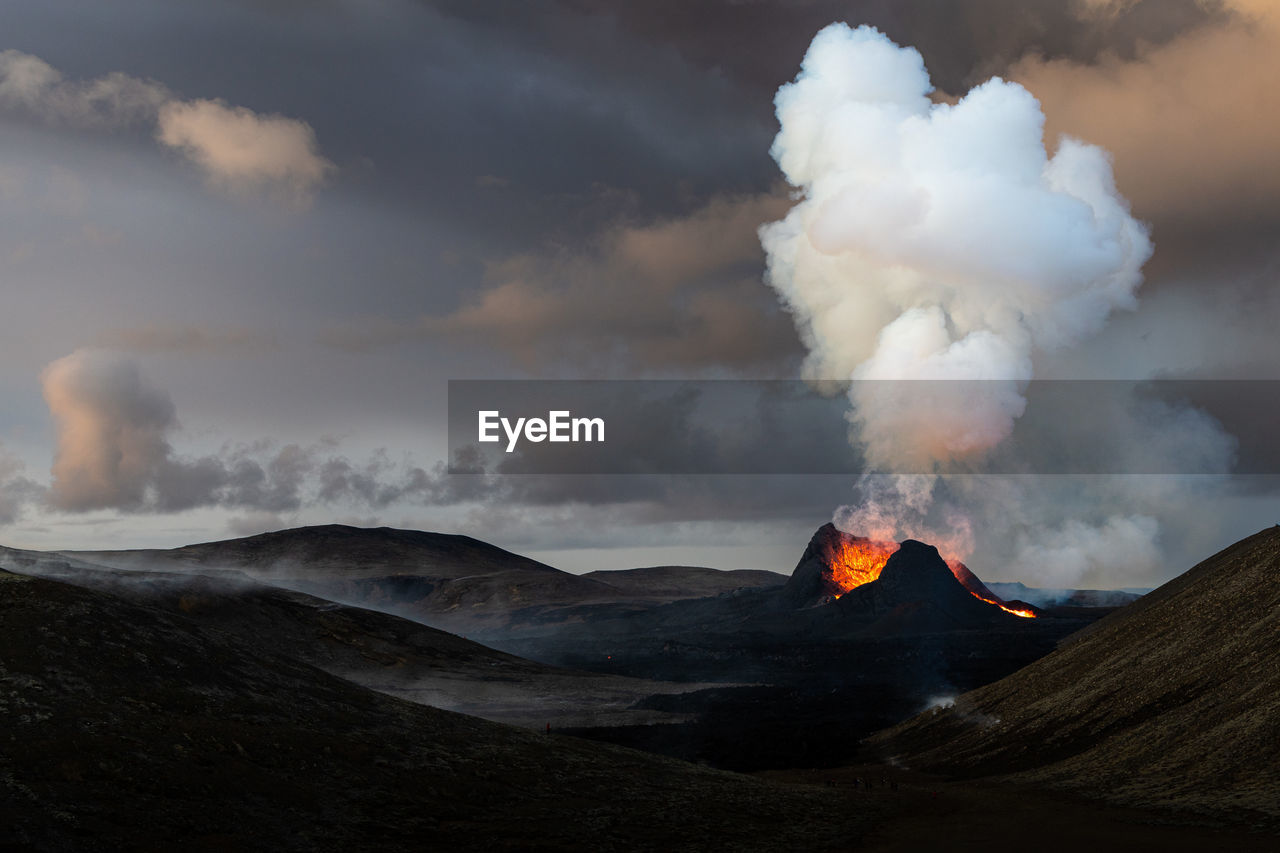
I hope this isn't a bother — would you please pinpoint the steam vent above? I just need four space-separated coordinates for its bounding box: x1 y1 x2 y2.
782 523 1038 621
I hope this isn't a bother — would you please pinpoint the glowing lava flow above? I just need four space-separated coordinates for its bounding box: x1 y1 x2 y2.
823 537 1036 618
823 537 900 591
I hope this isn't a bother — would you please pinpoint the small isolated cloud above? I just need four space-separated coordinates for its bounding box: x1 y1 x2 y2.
0 49 332 207
157 99 334 206
39 349 304 513
41 349 178 512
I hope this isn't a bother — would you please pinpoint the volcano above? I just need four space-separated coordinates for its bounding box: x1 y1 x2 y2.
546 523 1093 770
781 523 1038 622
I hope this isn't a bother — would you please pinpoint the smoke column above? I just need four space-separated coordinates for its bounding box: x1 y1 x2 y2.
761 23 1151 469
760 24 1155 564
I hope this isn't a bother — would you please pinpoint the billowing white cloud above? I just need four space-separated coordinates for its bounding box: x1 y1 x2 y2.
760 23 1152 469
758 24 1256 583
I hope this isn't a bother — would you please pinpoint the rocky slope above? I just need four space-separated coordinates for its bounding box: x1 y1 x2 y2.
0 543 717 730
866 526 1280 826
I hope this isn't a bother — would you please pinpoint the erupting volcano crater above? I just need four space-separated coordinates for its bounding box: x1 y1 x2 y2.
783 523 1037 619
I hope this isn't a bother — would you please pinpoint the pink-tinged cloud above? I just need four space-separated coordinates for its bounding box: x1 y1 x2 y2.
41 349 177 512
157 99 334 206
0 49 332 206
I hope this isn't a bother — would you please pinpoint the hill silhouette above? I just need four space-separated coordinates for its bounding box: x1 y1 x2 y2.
866 526 1280 826
0 567 885 851
65 525 778 634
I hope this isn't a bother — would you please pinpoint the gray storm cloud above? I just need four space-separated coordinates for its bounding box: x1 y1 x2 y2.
0 49 333 204
0 444 44 525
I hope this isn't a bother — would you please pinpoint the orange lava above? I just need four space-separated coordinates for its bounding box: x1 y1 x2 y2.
823 537 899 591
824 537 1036 618
946 559 1037 619
954 585 1038 618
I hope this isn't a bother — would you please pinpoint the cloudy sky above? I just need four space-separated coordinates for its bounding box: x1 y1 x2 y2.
1 0 1276 586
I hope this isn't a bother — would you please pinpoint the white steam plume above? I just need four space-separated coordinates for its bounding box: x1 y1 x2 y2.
760 23 1151 470
760 24 1164 575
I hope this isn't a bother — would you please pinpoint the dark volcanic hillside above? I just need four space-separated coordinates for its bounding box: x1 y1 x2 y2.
0 568 885 852
866 526 1280 825
72 524 564 578
583 565 786 601
0 544 714 730
64 525 771 634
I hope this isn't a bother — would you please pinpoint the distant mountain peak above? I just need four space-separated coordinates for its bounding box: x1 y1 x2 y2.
68 523 566 580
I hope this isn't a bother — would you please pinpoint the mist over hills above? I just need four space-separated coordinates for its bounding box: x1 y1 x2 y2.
867 526 1280 827
72 524 567 579
0 568 885 851
0 542 717 731
985 581 1146 608
64 525 784 636
19 522 1120 771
